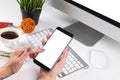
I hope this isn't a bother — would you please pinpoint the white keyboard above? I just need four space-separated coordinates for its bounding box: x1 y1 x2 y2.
26 28 89 77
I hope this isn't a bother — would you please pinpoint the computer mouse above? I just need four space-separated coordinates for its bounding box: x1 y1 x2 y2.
89 50 106 68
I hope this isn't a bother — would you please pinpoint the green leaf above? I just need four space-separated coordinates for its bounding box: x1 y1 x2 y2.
32 8 42 13
16 0 46 12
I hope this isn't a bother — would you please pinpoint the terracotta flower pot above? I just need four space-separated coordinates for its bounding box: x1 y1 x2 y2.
21 9 41 25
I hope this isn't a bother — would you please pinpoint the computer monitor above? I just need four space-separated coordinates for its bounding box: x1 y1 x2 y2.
47 0 120 46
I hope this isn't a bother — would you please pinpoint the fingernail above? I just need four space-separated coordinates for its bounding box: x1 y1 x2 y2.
37 47 45 51
40 48 45 51
67 47 70 51
26 47 31 52
41 48 45 51
68 47 70 51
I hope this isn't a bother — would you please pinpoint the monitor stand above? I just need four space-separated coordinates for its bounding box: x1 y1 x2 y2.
64 22 104 46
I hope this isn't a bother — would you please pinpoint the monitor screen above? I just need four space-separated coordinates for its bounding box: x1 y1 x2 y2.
66 0 120 28
73 0 120 23
47 0 120 44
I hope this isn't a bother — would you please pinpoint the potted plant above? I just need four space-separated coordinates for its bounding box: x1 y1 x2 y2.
16 0 46 25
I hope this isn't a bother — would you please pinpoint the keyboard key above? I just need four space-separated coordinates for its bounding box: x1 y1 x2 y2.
75 64 82 69
62 68 69 74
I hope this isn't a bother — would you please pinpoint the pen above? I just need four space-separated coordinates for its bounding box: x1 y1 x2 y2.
0 54 10 58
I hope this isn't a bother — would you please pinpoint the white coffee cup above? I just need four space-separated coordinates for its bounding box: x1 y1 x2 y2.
0 27 27 49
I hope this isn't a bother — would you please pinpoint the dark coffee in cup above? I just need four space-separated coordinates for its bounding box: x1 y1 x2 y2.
1 31 18 39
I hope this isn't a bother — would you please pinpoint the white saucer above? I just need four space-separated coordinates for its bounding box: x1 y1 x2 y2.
0 40 14 53
0 35 29 53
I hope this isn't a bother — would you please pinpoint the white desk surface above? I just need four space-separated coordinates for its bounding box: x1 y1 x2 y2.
0 0 120 80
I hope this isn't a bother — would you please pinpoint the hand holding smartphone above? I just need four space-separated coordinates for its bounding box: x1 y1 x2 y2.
34 27 73 71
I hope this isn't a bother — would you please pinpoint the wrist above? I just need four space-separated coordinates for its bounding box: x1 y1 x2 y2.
0 65 12 79
39 75 56 80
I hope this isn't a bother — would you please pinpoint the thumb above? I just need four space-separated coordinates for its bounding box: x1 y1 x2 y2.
29 48 45 59
30 48 45 55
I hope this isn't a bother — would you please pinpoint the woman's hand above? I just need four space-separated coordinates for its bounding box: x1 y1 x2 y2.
39 48 68 80
0 33 50 80
0 48 29 79
0 46 44 80
29 34 50 59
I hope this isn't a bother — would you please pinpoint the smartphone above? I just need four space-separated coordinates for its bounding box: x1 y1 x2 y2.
33 27 73 71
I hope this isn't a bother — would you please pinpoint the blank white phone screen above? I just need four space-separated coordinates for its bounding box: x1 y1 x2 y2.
35 29 72 69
